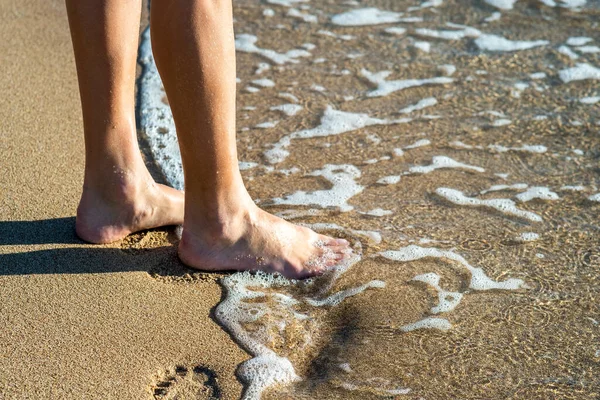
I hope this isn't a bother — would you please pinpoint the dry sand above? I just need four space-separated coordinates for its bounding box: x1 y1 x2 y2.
0 1 246 398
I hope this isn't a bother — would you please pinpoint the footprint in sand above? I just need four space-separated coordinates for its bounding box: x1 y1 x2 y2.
151 365 220 399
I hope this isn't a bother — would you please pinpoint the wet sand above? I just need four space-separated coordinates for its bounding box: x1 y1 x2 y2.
0 1 245 398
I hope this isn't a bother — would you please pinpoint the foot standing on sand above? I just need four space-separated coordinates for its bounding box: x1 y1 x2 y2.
65 0 350 278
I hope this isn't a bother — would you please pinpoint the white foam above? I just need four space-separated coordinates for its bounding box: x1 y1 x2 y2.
589 193 600 202
266 0 308 6
216 245 382 399
517 232 540 242
481 183 528 194
409 156 485 174
412 273 463 313
245 86 261 93
577 45 600 53
252 78 275 88
492 118 512 126
488 144 547 153
485 12 502 21
235 34 311 65
255 63 271 75
311 84 326 92
384 27 406 35
272 164 363 211
263 8 275 17
400 97 438 114
435 187 543 222
438 64 456 76
414 41 431 52
361 69 453 98
255 121 279 129
263 106 411 164
239 161 259 170
404 139 431 149
560 185 585 191
566 37 593 46
316 30 355 41
558 45 579 60
303 222 383 245
529 72 547 79
475 34 548 52
515 186 560 202
401 317 451 332
559 63 600 83
306 280 386 306
270 104 303 116
331 8 403 26
377 175 401 185
380 244 527 290
364 208 393 217
287 8 318 23
137 28 184 189
484 0 517 9
415 26 481 41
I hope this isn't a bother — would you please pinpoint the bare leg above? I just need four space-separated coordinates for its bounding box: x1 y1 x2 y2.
150 0 350 278
66 0 184 244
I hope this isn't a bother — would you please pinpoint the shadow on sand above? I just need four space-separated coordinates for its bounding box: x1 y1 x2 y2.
0 217 185 276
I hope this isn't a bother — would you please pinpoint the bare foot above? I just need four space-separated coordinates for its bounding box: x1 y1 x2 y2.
178 205 351 279
76 170 184 244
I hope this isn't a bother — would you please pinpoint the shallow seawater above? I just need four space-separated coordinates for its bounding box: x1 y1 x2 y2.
138 0 600 398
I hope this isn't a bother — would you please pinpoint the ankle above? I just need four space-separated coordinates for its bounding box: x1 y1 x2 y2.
183 195 256 245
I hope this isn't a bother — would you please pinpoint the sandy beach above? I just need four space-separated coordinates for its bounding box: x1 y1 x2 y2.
0 1 245 398
2 0 600 399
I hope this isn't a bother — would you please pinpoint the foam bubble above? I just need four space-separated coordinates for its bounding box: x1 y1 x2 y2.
377 175 402 185
517 232 540 242
255 63 271 75
235 34 311 65
379 244 527 290
560 185 586 191
409 156 484 174
331 8 403 26
587 193 600 202
252 78 275 88
484 0 517 9
364 208 393 216
287 8 318 23
488 144 547 153
415 26 481 40
137 27 183 189
263 8 275 17
399 97 438 114
475 34 548 52
401 317 451 332
413 41 431 52
272 164 363 211
266 0 308 6
558 45 579 60
559 63 600 83
515 186 560 202
404 139 431 149
239 161 259 170
435 187 543 222
412 273 463 313
270 104 303 116
384 27 406 35
255 121 279 129
361 69 453 98
577 45 600 53
485 12 502 21
481 183 528 194
529 72 547 79
263 106 411 164
567 37 593 46
438 64 456 76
